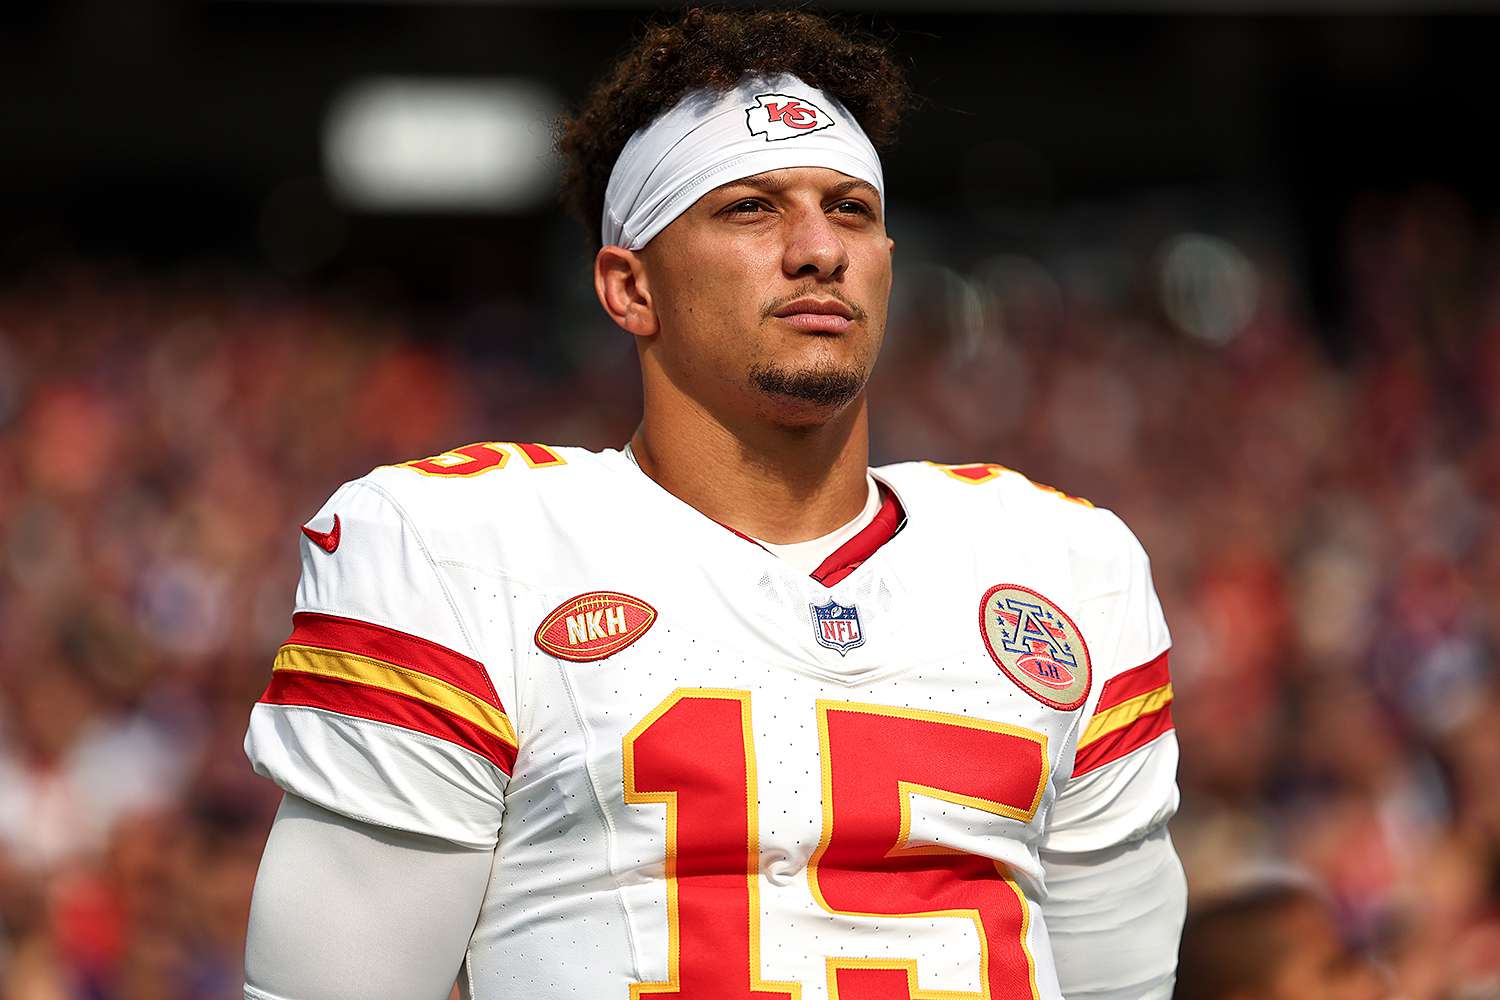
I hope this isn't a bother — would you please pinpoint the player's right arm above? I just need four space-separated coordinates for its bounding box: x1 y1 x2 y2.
244 792 493 1000
242 475 518 998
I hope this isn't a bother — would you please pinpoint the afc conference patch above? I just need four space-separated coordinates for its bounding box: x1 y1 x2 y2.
811 599 864 655
979 584 1091 711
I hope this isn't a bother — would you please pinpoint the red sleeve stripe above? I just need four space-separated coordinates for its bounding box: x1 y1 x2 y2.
286 612 502 711
1072 703 1174 777
260 671 518 775
1093 650 1171 712
270 644 516 744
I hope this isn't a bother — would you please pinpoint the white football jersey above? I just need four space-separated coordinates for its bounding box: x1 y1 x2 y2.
245 443 1178 1000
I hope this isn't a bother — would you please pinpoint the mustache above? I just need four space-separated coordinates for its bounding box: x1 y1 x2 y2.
762 289 867 323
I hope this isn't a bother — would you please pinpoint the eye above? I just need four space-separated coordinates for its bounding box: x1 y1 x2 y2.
832 200 873 217
724 198 767 215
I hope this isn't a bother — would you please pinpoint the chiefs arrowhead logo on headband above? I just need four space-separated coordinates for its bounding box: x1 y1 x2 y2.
601 73 882 250
745 92 835 141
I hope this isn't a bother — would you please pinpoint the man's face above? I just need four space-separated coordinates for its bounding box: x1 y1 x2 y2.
635 166 894 427
1267 900 1387 1000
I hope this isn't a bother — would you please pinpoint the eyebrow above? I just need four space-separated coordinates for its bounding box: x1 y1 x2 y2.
717 173 881 203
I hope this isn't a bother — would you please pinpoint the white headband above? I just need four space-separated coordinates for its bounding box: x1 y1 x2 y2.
601 72 885 250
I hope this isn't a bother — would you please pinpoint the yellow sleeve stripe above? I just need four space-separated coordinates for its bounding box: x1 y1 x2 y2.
1078 682 1173 750
272 644 518 746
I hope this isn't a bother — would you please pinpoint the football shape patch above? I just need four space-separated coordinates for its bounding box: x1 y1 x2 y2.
745 93 835 141
535 591 656 663
979 584 1091 711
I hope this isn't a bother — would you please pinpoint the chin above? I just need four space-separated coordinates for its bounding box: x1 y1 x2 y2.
747 362 868 428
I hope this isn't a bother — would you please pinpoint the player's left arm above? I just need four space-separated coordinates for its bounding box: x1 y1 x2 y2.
1040 508 1186 1000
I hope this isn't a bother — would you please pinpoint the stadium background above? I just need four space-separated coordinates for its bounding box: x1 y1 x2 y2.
2 1 1499 996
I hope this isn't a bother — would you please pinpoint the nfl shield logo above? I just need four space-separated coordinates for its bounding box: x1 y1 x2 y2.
810 599 865 655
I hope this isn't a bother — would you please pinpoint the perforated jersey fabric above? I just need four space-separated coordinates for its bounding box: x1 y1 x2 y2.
244 445 1181 999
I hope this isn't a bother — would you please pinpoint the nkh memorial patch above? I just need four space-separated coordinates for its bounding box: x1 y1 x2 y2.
979 584 1092 711
810 599 864 655
535 591 656 663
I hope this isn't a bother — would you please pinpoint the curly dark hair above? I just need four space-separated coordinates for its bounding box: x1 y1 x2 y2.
555 6 912 249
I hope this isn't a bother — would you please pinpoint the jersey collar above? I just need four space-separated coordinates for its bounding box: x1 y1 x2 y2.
616 446 909 586
809 485 905 586
713 482 906 586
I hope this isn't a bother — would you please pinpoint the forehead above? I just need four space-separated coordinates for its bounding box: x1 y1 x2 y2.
709 167 881 202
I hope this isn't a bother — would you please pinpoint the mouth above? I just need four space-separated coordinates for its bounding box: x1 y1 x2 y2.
772 297 856 334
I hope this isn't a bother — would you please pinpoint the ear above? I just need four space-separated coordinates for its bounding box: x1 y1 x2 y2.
594 245 658 339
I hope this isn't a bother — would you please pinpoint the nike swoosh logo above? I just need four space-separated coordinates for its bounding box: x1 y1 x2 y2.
301 514 341 553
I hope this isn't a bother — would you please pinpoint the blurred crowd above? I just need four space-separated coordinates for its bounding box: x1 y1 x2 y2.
1 186 1498 999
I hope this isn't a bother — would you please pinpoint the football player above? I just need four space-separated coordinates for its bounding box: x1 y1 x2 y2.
1176 881 1387 1000
243 8 1185 999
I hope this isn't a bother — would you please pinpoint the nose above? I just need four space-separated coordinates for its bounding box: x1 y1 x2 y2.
781 205 849 280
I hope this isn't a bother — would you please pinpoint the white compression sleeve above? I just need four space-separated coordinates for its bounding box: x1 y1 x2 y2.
244 792 494 1000
1040 825 1187 1000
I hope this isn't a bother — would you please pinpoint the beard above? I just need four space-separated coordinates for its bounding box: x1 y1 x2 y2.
747 360 867 410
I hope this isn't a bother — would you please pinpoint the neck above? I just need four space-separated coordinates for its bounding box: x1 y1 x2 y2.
630 379 871 545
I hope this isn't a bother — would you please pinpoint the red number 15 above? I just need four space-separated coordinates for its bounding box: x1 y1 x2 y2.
624 689 1050 1000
